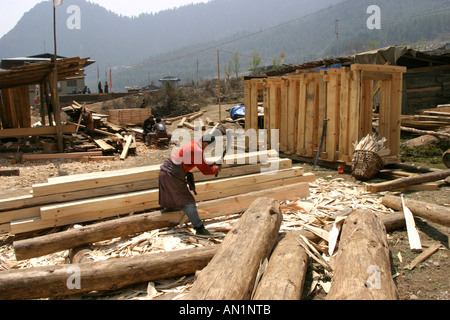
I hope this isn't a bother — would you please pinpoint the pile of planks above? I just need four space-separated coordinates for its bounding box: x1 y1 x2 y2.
401 105 450 131
0 150 315 236
1 174 447 300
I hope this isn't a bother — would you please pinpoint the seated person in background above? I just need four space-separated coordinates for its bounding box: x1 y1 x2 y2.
149 118 172 143
142 115 155 145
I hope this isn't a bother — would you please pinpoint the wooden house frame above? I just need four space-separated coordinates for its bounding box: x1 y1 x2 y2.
244 64 407 165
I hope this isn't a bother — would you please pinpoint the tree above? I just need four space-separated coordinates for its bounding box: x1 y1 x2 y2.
249 51 262 76
232 51 241 78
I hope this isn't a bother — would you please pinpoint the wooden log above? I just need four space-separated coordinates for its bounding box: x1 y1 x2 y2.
0 246 217 300
382 195 450 227
365 169 450 193
13 182 309 260
252 231 309 300
184 197 283 300
326 210 399 300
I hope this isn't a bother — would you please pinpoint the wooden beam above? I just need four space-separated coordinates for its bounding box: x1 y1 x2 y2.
13 182 310 260
0 124 77 138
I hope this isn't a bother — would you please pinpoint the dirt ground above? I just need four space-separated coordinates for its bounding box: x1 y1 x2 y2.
0 102 449 300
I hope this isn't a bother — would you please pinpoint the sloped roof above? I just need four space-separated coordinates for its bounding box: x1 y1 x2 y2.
0 57 93 89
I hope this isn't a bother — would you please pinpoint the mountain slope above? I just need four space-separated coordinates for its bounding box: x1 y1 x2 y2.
1 0 449 91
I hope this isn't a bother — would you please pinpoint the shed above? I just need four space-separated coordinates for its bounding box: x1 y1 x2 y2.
0 56 93 151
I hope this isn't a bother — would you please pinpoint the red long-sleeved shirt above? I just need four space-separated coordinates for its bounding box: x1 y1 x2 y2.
171 140 219 176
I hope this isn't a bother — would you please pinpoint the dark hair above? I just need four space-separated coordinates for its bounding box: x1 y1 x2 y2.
156 118 162 123
201 134 216 145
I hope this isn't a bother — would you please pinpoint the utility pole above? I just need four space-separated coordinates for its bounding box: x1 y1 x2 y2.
335 19 340 57
53 0 63 152
217 50 221 122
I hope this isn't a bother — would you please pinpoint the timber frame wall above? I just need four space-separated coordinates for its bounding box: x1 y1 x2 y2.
244 64 407 165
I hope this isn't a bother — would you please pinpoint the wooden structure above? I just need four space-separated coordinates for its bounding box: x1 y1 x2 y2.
245 64 406 164
0 57 93 151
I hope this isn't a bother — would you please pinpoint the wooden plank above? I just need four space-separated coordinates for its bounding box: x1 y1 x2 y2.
401 195 422 251
13 181 310 260
348 70 361 156
304 74 316 157
351 64 407 74
11 172 314 234
0 124 77 138
317 72 327 158
20 151 102 161
339 68 351 161
31 158 291 199
280 78 289 152
119 134 133 160
296 75 307 155
326 70 340 162
38 166 308 221
94 139 116 152
389 72 403 157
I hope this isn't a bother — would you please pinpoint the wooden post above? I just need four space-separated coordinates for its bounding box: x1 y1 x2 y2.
184 197 283 300
0 246 217 300
252 231 309 300
52 5 63 152
326 210 399 300
217 50 221 122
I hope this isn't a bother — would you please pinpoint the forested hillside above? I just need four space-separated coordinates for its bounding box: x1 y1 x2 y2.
1 0 449 91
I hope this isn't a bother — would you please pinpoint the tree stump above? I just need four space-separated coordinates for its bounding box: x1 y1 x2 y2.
252 231 309 300
184 197 283 300
326 210 399 300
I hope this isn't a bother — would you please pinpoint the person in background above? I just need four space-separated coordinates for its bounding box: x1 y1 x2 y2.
104 81 109 93
82 106 94 138
142 115 155 146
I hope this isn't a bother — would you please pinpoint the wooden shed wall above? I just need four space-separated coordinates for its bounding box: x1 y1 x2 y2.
0 86 31 129
404 65 450 114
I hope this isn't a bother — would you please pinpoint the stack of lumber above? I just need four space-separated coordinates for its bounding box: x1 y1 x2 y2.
0 150 315 235
106 108 152 126
399 105 450 133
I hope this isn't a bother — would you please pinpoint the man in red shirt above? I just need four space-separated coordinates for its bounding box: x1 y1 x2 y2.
159 134 221 236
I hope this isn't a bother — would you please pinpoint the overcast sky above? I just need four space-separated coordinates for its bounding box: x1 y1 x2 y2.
0 0 210 38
